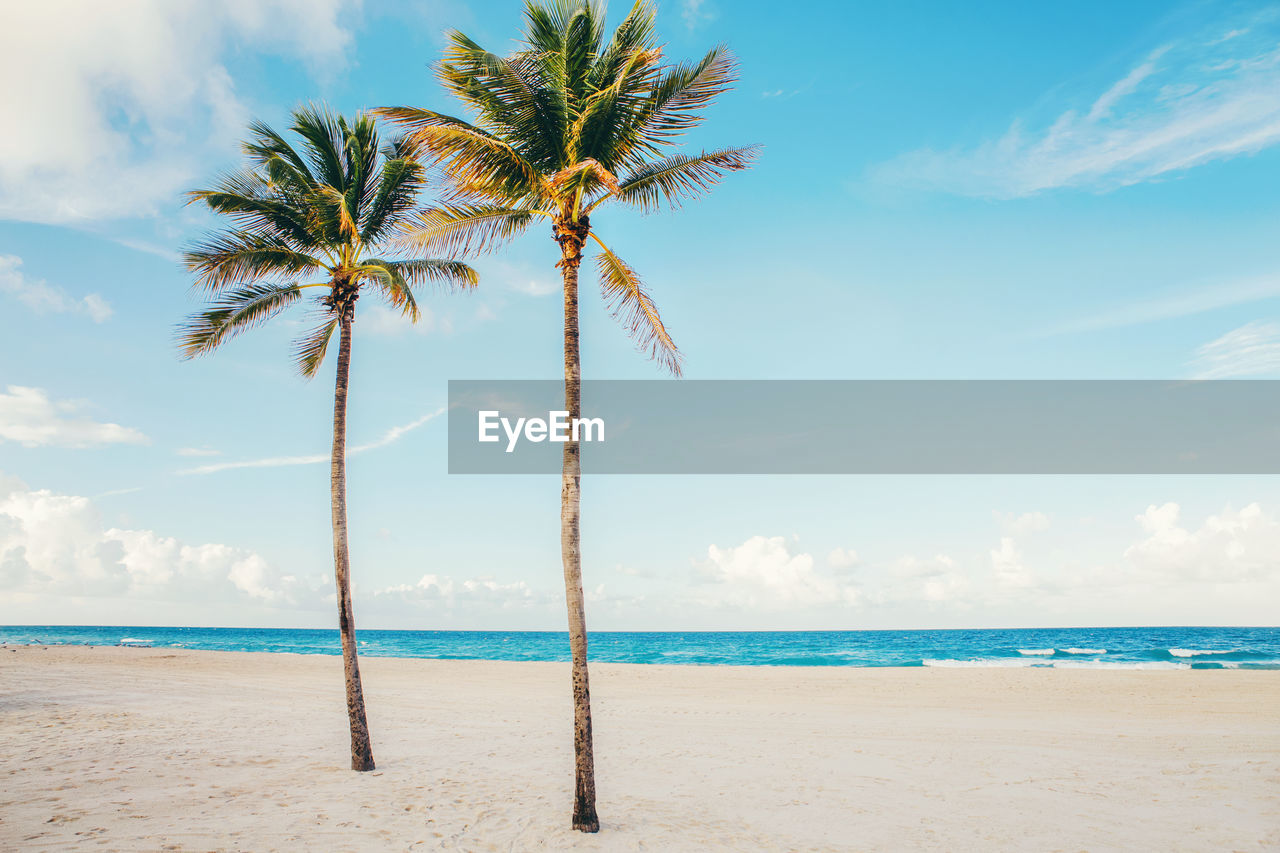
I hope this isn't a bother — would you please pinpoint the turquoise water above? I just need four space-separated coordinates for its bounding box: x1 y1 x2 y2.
3 625 1278 669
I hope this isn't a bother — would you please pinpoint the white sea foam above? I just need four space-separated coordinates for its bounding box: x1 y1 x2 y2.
1017 648 1055 656
924 658 1045 668
925 658 1190 670
1169 648 1234 657
1062 648 1106 655
1050 660 1190 670
118 638 151 647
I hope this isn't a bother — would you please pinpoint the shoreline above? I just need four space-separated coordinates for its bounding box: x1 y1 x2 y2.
3 646 1277 850
2 642 1271 671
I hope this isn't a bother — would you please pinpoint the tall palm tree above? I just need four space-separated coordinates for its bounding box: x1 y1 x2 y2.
379 0 755 830
178 105 477 772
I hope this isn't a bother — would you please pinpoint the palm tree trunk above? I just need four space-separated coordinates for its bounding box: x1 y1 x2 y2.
556 220 599 833
331 313 375 772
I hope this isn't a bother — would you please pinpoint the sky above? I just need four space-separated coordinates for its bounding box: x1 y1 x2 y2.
2 0 1280 630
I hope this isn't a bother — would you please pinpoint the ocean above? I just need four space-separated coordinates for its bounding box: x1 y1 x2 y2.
3 625 1278 669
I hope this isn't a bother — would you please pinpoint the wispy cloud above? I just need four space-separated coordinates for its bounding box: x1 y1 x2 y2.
0 386 148 448
106 235 181 262
682 0 714 32
1189 320 1280 378
178 407 446 475
356 304 450 336
874 14 1280 197
176 447 220 457
95 487 143 498
0 255 112 322
1048 273 1280 335
994 511 1050 535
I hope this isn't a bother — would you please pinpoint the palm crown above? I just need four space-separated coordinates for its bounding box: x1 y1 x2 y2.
180 104 477 375
378 0 757 374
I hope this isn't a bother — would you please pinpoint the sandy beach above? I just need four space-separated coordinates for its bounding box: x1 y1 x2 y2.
1 646 1277 851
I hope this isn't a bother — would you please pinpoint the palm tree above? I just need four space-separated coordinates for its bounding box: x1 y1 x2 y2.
378 0 755 830
178 105 477 772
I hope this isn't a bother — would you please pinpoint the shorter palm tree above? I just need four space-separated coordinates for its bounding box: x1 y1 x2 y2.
178 104 477 771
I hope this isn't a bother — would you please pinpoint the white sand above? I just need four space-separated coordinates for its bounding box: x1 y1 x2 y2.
1 646 1277 851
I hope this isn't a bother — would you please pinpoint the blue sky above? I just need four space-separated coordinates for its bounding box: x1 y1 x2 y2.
3 0 1280 629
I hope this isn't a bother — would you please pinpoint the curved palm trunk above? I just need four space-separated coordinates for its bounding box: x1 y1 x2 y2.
331 313 376 772
556 218 599 833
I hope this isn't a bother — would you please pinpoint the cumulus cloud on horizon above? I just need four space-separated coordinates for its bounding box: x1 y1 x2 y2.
0 474 321 605
3 471 1278 629
0 475 546 625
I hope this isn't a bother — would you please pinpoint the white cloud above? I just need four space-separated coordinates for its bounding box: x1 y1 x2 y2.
374 573 538 610
0 256 112 322
990 537 1031 588
698 535 859 609
887 553 968 604
1190 320 1280 378
176 447 220 457
357 304 446 336
682 0 714 31
1049 274 1280 335
511 278 559 297
994 511 1050 534
95 487 143 499
616 562 658 578
1125 501 1280 583
0 0 356 224
875 18 1280 197
0 478 321 604
470 259 559 300
179 407 446 474
826 546 859 569
0 386 148 448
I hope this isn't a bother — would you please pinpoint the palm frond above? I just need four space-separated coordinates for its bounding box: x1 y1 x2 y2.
439 31 568 169
184 231 324 292
375 107 545 199
243 120 315 185
293 315 338 378
547 158 620 206
360 152 426 242
593 238 681 375
317 185 360 241
353 262 419 322
596 146 758 213
569 45 661 167
342 114 380 235
618 46 739 163
177 283 302 359
586 1 655 90
395 204 540 257
290 104 348 191
188 179 320 251
386 258 479 290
